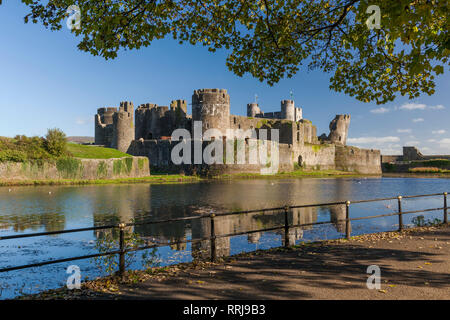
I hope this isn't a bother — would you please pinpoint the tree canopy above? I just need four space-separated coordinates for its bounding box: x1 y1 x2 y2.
18 0 449 104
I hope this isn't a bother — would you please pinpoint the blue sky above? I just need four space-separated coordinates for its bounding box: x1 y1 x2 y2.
0 1 449 155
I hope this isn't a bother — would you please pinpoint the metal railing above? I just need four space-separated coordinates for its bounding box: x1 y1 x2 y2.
0 192 448 275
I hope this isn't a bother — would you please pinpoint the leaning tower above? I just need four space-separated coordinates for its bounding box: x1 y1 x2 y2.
192 89 230 135
328 114 351 145
112 101 135 152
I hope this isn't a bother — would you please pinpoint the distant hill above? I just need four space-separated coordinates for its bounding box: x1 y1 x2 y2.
67 136 94 144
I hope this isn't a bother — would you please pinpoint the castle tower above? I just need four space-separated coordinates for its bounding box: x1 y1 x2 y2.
135 103 157 140
247 103 262 117
328 114 350 145
112 101 135 152
294 107 303 122
281 100 295 121
170 99 187 115
95 107 117 146
192 89 230 135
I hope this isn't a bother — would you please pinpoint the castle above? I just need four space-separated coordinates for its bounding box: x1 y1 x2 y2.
95 88 381 174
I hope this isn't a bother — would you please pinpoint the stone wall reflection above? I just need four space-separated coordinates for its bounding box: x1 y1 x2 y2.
329 204 351 234
87 181 355 261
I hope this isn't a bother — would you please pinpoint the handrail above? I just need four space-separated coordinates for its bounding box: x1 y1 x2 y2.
0 191 448 274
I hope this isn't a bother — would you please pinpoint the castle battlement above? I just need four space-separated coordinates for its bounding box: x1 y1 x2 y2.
119 101 133 114
194 88 228 95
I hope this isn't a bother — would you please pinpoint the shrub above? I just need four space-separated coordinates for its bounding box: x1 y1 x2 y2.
412 215 442 227
44 128 67 157
0 150 27 162
0 135 53 162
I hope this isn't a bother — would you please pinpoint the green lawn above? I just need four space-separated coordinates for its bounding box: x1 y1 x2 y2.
0 175 200 186
218 169 367 179
67 143 132 159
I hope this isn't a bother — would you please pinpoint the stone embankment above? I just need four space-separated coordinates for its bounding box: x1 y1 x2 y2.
0 156 150 181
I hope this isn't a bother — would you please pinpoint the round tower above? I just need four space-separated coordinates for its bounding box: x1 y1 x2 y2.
281 100 295 121
192 89 230 135
112 101 135 152
247 103 260 117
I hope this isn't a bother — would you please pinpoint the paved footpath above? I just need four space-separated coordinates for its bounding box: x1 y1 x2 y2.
25 225 450 300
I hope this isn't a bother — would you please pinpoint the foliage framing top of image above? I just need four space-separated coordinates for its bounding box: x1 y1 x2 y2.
18 0 449 104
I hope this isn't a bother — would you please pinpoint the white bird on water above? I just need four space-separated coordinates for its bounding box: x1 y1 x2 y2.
8 189 11 192
48 191 52 195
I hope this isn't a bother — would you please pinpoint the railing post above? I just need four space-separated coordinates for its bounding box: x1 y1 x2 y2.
284 206 290 247
345 201 351 240
118 223 126 277
444 192 448 224
210 213 216 262
397 196 403 231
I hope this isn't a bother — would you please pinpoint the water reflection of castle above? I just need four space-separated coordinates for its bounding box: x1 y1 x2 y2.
91 182 351 261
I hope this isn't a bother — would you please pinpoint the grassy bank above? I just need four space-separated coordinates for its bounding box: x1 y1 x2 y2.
408 167 450 173
0 169 375 187
66 143 131 159
383 159 450 174
0 174 200 187
217 169 372 180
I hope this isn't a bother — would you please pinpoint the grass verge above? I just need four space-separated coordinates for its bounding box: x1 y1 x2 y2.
0 169 376 186
0 175 200 186
217 169 372 180
66 143 132 159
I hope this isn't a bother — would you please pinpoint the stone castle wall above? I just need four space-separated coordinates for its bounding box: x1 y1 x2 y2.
297 143 336 171
128 138 293 174
247 100 303 122
381 146 450 164
335 146 381 174
95 88 381 175
0 157 150 181
135 100 190 140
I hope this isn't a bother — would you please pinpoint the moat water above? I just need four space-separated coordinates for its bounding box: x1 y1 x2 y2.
0 176 449 298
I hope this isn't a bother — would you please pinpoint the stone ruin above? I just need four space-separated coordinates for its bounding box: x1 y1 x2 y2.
95 102 134 152
94 88 381 174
